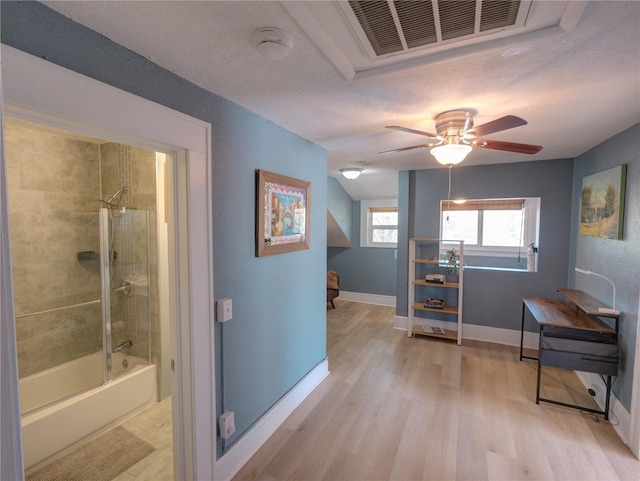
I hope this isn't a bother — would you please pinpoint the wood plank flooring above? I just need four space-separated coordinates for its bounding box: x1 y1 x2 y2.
233 300 640 480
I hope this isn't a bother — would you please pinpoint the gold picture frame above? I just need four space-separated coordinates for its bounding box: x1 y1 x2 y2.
580 164 627 240
256 169 311 257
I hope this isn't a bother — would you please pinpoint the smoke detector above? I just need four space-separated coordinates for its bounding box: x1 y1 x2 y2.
252 27 293 60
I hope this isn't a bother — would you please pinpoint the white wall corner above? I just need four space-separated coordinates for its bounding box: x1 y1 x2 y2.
214 359 329 481
394 315 408 330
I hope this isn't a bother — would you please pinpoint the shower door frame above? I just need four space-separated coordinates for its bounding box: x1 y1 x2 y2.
1 45 216 480
100 207 153 382
99 208 114 382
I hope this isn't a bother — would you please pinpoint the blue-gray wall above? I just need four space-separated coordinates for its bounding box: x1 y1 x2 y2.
2 1 327 454
327 177 353 244
327 188 398 297
397 159 575 336
568 123 639 410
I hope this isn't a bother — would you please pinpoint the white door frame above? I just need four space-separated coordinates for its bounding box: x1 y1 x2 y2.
630 295 640 458
0 43 26 481
0 45 215 479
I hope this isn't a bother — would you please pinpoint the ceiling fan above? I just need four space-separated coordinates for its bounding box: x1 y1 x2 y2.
381 110 543 165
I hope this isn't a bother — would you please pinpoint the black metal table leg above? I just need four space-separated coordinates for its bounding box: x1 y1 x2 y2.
520 301 525 361
520 301 538 362
536 357 542 404
604 375 612 421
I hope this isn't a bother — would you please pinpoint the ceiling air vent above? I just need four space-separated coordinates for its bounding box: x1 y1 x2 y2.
348 0 528 57
349 1 403 55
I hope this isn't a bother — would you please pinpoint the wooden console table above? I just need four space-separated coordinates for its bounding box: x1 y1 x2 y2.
520 290 619 420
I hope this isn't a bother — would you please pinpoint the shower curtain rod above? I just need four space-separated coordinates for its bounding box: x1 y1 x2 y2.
15 299 101 319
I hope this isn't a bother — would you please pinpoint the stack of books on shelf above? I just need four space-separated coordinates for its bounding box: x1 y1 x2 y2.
425 298 445 309
425 274 445 284
421 326 445 334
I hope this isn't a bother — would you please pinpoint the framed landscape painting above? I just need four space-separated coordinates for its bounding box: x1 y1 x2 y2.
580 164 627 239
256 169 311 257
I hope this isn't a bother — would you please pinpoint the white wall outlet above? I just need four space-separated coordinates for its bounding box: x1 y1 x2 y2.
217 298 232 322
219 411 236 439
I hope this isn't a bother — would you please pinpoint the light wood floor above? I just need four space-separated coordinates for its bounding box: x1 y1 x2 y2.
233 300 640 481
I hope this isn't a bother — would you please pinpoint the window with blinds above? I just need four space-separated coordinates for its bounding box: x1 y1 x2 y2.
360 200 398 248
440 197 540 268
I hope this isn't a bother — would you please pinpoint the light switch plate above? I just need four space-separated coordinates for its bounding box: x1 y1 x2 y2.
219 411 235 439
217 298 233 322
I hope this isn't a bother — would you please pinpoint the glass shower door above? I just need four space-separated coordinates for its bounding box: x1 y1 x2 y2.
100 208 151 381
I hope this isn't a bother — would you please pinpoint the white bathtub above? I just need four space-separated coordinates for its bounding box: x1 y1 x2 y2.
20 352 157 471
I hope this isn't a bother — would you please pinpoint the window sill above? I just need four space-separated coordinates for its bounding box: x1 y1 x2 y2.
362 243 397 249
464 266 535 273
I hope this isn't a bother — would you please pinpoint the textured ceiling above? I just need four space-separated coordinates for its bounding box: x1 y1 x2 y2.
43 1 640 200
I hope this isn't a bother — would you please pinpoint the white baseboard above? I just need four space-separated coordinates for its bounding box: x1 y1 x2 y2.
214 359 329 481
393 317 540 351
462 323 540 350
576 371 630 446
338 291 396 307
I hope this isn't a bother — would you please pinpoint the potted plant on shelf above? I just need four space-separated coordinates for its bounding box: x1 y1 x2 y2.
444 248 461 283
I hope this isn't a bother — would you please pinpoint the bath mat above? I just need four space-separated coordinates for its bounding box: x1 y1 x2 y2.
26 425 155 481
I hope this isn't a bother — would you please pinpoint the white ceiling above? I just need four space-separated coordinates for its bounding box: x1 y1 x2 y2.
43 1 640 200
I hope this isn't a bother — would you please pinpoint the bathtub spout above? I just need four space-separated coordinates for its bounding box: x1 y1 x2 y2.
113 340 132 353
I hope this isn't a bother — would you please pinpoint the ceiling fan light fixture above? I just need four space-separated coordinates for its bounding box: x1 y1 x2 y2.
384 111 541 158
340 168 363 179
430 144 472 165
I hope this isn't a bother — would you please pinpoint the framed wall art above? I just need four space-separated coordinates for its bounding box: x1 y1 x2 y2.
580 164 627 239
256 169 311 257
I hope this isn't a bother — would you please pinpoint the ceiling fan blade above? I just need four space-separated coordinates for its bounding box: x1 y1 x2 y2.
386 125 439 138
470 115 527 137
379 143 435 154
473 139 543 154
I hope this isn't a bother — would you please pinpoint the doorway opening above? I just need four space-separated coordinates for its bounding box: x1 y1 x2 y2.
2 44 215 480
5 118 174 477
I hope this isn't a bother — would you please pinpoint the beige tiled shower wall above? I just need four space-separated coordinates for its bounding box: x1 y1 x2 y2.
6 122 103 378
7 121 159 380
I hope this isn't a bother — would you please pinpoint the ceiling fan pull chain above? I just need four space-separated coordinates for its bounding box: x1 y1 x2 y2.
446 164 452 221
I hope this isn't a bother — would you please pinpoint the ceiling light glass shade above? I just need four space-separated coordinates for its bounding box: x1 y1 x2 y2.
340 168 363 179
430 144 472 165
